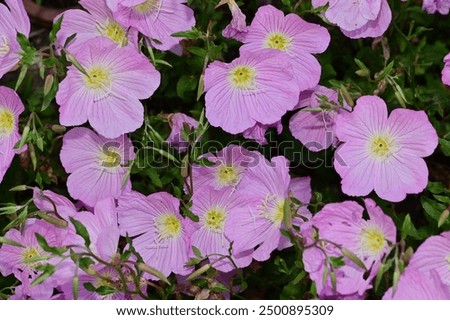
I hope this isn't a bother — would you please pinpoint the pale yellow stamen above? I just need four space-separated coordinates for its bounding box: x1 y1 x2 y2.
264 32 292 51
229 65 257 90
98 148 121 168
203 207 227 233
360 227 385 255
103 20 127 46
216 165 240 187
368 133 396 159
21 247 43 268
155 214 182 239
85 67 112 91
259 195 285 226
0 108 15 137
0 35 10 57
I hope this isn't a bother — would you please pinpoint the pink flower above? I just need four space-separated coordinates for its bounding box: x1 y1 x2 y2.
289 86 350 152
383 269 450 300
226 156 310 262
33 188 78 218
73 198 120 262
422 0 450 15
106 0 195 52
442 53 450 86
56 0 139 52
407 231 450 287
240 5 330 91
190 188 254 272
60 127 135 207
242 121 282 145
0 219 65 299
218 0 248 41
334 96 438 202
166 113 199 153
204 50 299 134
56 38 160 138
0 0 30 79
313 0 392 39
190 144 262 192
117 191 193 278
301 199 396 299
0 86 25 183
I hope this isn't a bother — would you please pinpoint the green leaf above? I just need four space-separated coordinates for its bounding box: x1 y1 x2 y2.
69 217 91 247
427 181 449 195
145 167 163 188
421 196 449 227
79 257 95 270
171 28 203 39
438 138 450 156
177 75 197 99
211 282 229 293
192 246 203 258
35 233 66 256
50 16 63 44
32 264 56 286
330 256 345 269
187 46 206 58
401 214 418 240
96 285 117 296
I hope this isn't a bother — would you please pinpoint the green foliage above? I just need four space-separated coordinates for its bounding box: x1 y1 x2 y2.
0 0 449 300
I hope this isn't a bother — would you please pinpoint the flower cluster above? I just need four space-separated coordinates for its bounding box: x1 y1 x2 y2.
0 0 448 301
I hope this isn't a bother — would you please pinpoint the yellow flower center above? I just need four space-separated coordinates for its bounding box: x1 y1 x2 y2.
0 35 10 57
99 148 121 168
229 65 257 90
21 247 42 267
259 196 285 226
85 67 112 91
134 0 158 13
264 32 292 51
103 20 127 46
273 199 285 224
204 207 227 233
368 133 396 159
0 108 15 137
155 214 182 239
360 227 385 256
216 165 240 187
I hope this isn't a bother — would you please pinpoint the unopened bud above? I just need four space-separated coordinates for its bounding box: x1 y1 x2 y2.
43 74 54 96
186 264 211 281
51 124 66 133
137 262 170 285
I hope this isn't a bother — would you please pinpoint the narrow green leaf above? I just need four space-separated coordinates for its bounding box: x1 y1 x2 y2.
69 217 91 247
